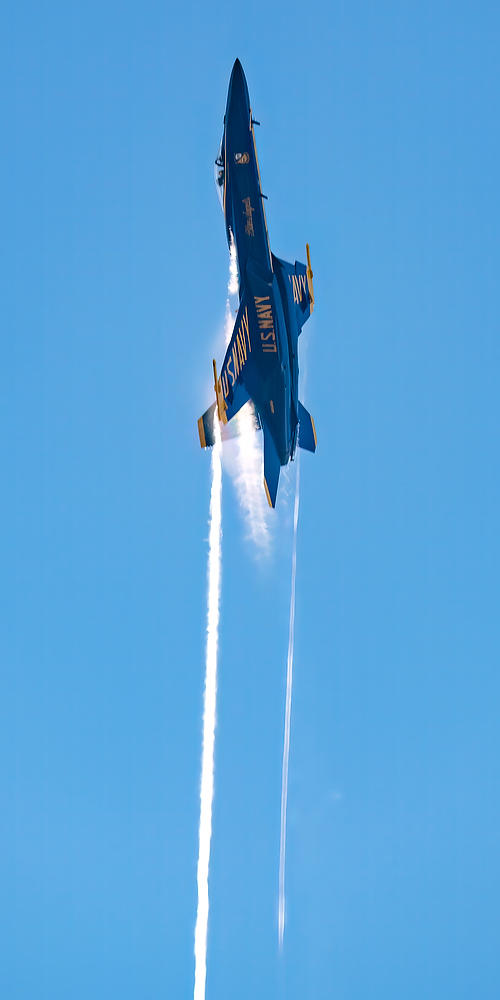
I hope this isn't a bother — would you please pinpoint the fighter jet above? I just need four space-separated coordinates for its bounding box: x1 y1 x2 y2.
198 59 316 508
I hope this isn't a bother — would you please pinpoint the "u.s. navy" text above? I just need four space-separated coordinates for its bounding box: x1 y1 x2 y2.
221 307 252 398
254 295 277 353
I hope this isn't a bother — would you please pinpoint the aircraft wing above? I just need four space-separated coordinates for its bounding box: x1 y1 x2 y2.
198 291 259 448
218 294 255 422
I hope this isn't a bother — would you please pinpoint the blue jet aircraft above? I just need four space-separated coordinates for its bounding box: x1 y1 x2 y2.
198 59 317 508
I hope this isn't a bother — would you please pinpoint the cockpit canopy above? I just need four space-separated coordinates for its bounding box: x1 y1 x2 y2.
214 139 224 210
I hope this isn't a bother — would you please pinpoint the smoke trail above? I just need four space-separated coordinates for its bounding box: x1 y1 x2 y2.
278 457 300 948
194 416 222 1000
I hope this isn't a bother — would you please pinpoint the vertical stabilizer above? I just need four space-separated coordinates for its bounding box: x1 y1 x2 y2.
263 423 281 508
298 401 317 453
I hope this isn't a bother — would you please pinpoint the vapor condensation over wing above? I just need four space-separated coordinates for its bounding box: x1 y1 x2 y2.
224 241 271 555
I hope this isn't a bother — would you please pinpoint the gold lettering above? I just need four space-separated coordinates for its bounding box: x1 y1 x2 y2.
237 335 244 367
228 356 235 386
232 343 239 378
238 328 247 363
241 308 251 352
243 197 255 237
261 328 275 342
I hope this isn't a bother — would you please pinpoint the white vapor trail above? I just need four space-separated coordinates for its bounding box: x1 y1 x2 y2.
278 457 300 948
194 416 222 1000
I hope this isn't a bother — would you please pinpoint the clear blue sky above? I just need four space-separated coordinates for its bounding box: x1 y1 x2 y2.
2 1 499 997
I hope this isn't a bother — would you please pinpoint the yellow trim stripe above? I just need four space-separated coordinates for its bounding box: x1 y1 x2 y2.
311 415 318 449
218 382 228 424
264 476 273 508
198 416 207 449
306 242 315 312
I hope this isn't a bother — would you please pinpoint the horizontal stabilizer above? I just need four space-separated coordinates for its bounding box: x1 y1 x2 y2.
198 400 261 449
198 402 217 449
298 401 317 453
263 424 281 508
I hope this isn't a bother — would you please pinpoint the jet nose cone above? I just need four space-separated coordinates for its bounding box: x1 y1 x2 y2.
227 58 250 113
229 58 246 90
